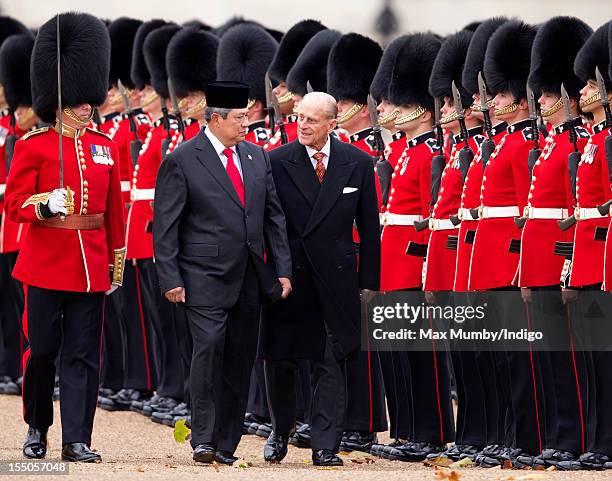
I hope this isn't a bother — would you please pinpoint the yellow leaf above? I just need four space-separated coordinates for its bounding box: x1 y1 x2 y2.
448 457 474 469
425 457 454 468
136 466 145 472
173 419 191 444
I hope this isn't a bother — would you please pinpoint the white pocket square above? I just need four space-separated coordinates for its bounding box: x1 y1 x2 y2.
342 187 358 194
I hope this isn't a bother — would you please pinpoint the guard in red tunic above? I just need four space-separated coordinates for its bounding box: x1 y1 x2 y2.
6 13 125 462
0 16 31 397
217 24 277 147
266 20 326 151
326 31 388 454
469 20 546 468
517 17 592 468
558 21 612 471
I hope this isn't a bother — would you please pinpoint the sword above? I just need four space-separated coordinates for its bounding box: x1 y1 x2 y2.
267 74 288 144
367 94 392 206
264 72 276 135
478 72 495 166
118 79 143 167
56 14 72 220
558 83 583 231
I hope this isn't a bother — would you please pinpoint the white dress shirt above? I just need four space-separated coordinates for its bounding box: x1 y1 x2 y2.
305 136 331 171
204 126 243 180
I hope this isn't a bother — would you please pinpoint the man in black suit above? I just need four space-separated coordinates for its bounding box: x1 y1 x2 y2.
153 81 292 465
261 92 381 466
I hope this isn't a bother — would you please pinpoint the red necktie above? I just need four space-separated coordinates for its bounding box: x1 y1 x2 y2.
313 151 326 183
223 148 245 206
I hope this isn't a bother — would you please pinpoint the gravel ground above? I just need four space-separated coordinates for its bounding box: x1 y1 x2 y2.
0 394 608 480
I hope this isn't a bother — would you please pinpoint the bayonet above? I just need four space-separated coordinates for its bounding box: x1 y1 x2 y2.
478 72 493 138
367 94 385 159
264 72 276 135
433 97 444 154
306 80 314 94
118 79 139 139
266 74 288 144
451 80 468 142
367 94 392 206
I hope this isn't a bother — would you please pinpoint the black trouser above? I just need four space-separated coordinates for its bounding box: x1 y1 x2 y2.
265 334 347 451
379 351 412 440
22 285 104 444
344 348 387 433
100 287 125 391
0 251 25 380
121 261 157 391
186 262 260 453
173 303 192 405
452 292 487 448
489 288 546 454
530 287 588 455
138 258 182 399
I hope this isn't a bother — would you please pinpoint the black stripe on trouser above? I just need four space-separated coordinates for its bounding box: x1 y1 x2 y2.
265 334 346 451
100 287 125 391
137 258 183 399
379 350 412 440
173 304 192 404
187 261 260 453
531 287 588 454
121 261 157 391
451 292 487 448
0 252 25 379
22 286 104 444
489 288 545 454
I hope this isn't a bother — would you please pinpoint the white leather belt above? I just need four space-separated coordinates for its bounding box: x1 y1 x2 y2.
524 206 569 220
458 207 478 221
575 207 607 220
479 205 520 219
429 218 457 231
381 212 423 226
0 184 5 196
121 181 131 193
131 188 155 201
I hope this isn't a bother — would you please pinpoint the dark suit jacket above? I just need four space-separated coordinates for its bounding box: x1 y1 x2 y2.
260 137 381 361
153 129 292 308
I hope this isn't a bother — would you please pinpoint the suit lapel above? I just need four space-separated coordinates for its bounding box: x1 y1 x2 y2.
304 137 356 236
194 130 243 209
281 141 320 208
236 142 254 209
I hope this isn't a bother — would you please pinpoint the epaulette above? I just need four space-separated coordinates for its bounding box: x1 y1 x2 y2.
575 126 590 139
20 126 49 141
425 137 439 153
522 128 537 142
86 127 113 141
136 113 151 125
253 127 270 142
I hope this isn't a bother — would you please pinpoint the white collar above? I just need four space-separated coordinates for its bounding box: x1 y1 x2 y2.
304 136 331 159
205 126 237 156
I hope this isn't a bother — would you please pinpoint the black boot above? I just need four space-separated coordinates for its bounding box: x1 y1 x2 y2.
61 443 101 463
23 427 47 459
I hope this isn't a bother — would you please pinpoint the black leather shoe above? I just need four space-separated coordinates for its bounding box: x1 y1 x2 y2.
142 396 180 417
23 427 47 459
557 451 611 471
108 389 152 412
244 413 270 435
340 431 378 453
0 376 20 395
215 450 237 465
388 442 445 462
312 449 343 466
193 443 215 464
537 449 578 467
61 443 101 463
264 432 290 463
475 444 507 468
130 392 158 414
289 423 311 448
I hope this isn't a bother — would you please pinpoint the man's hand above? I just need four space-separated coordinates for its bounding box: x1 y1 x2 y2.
47 188 68 215
360 289 376 303
165 286 186 303
279 277 292 299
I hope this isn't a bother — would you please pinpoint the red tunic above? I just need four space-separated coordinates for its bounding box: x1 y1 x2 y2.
570 121 611 287
263 115 298 151
424 129 484 291
245 119 271 146
518 124 589 287
454 123 507 291
380 131 437 290
5 127 125 292
469 119 533 290
97 111 122 136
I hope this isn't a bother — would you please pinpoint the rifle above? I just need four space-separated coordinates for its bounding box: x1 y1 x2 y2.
265 73 288 144
164 78 184 160
478 72 496 167
367 94 393 206
264 72 276 136
118 79 142 167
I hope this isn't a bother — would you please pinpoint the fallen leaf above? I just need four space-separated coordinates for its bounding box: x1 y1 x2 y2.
425 457 454 468
545 466 556 471
433 467 462 480
502 460 514 469
136 466 145 472
316 467 339 470
212 461 220 472
449 457 474 469
173 419 191 444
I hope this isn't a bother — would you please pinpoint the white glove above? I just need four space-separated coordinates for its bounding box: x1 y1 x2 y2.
47 188 68 215
105 284 119 296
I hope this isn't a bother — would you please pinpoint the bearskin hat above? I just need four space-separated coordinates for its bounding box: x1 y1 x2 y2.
109 17 142 89
529 16 592 98
31 12 110 124
462 17 508 95
216 24 278 103
463 21 481 32
143 24 180 99
0 16 30 48
483 20 537 100
429 29 474 104
286 29 341 96
574 21 611 89
267 20 326 85
131 19 167 90
183 19 212 31
327 33 382 104
389 33 442 111
0 33 35 109
370 34 410 103
167 27 218 98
